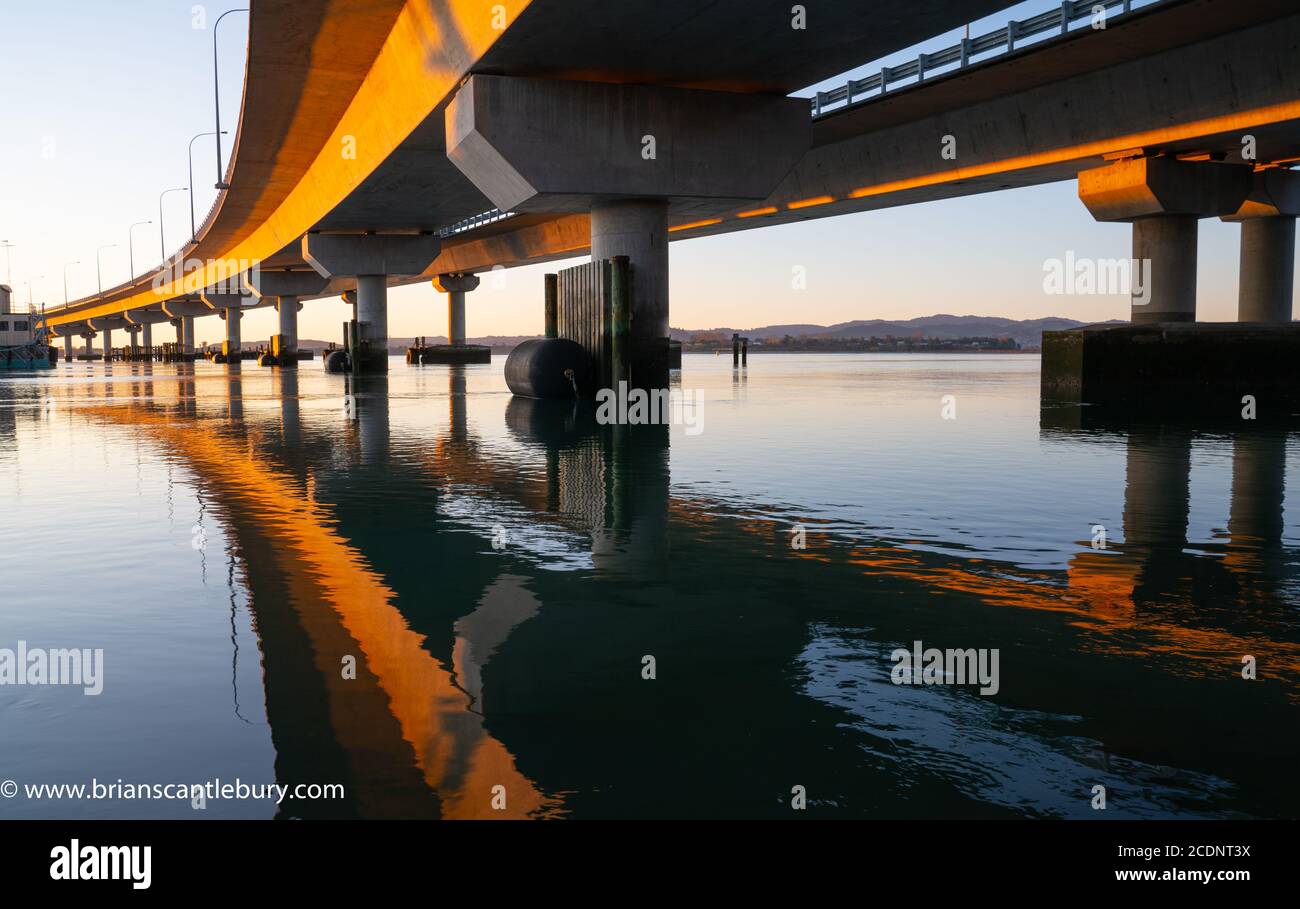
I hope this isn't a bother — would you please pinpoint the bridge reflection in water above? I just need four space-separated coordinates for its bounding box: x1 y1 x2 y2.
28 362 1299 819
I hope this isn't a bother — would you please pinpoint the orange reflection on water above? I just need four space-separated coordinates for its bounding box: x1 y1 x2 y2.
79 401 561 819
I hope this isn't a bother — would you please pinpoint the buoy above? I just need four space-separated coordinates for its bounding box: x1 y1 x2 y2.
504 338 592 398
323 349 351 374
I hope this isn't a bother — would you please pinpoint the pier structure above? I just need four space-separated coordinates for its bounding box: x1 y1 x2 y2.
419 274 490 364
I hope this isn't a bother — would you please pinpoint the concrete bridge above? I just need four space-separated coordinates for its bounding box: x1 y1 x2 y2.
40 0 1300 392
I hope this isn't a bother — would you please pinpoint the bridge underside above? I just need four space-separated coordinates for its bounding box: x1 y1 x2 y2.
43 0 1300 388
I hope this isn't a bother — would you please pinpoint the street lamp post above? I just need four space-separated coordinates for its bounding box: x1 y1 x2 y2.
23 276 43 307
96 244 118 296
128 221 152 279
158 188 189 261
1 240 15 286
188 131 226 240
213 8 248 190
63 261 80 306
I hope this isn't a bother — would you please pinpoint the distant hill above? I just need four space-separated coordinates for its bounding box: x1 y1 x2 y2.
670 315 1099 349
233 336 535 353
235 317 1098 354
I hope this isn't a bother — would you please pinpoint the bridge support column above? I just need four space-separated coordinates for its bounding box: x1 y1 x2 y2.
425 274 490 364
241 270 328 367
101 328 113 361
302 233 440 374
1238 218 1295 322
81 333 95 360
220 308 242 361
201 292 256 364
1223 169 1300 323
140 322 153 355
435 273 480 345
276 296 302 363
166 309 200 357
126 325 141 358
355 275 388 371
63 336 73 362
592 200 670 387
1129 215 1198 323
1079 156 1253 322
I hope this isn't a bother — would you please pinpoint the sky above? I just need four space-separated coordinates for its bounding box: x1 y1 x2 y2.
1 0 1290 345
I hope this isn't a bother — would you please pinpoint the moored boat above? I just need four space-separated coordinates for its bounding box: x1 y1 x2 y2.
0 285 54 370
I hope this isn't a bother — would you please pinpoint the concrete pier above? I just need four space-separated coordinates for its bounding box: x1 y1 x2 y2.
63 336 73 362
303 233 440 373
445 75 808 391
1131 215 1198 323
222 308 242 361
277 297 300 360
101 328 112 361
441 274 474 344
1224 169 1300 323
1079 156 1252 322
243 269 328 367
355 275 387 371
591 201 669 387
1238 218 1296 322
1042 322 1300 417
425 274 490 364
202 292 254 363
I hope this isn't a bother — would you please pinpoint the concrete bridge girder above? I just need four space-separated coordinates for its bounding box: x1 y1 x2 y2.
87 316 130 358
124 307 172 326
1078 157 1254 223
302 233 440 280
162 299 211 320
242 269 330 300
1225 168 1300 220
87 315 130 332
445 75 811 216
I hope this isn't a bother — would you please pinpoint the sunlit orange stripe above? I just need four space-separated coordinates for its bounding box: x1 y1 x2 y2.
48 0 535 328
736 206 779 218
847 100 1300 201
669 218 723 232
787 195 835 210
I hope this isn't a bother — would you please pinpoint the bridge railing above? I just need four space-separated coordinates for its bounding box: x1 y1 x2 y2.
810 0 1168 118
437 208 516 238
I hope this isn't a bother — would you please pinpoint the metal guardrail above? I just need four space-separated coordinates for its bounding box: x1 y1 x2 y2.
810 0 1165 117
437 208 516 238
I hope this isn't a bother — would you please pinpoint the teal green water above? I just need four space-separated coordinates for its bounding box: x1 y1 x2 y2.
1 354 1297 819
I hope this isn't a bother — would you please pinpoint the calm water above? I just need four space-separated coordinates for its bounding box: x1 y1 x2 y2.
1 354 1296 819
